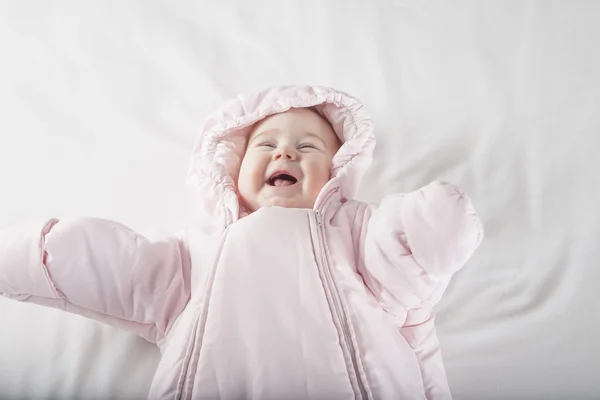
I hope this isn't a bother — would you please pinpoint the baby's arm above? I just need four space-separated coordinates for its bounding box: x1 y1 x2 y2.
0 217 191 345
356 181 483 399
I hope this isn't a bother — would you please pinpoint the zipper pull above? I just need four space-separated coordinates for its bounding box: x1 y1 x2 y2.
315 210 322 226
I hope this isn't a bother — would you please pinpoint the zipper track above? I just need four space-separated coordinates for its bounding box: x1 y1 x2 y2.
314 199 370 400
176 229 230 399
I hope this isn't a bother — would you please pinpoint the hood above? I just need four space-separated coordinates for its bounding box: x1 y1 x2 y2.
187 85 375 225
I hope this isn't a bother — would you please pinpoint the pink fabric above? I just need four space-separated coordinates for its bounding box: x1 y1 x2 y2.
0 85 483 399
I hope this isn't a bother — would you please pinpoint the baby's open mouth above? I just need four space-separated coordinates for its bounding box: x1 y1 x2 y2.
267 172 298 187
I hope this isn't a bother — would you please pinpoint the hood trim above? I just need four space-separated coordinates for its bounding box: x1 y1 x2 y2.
187 85 375 224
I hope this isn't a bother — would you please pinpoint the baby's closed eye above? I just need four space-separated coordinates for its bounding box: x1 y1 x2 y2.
298 143 318 150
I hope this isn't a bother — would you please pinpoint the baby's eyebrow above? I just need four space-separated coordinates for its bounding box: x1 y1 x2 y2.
302 132 326 145
249 129 279 142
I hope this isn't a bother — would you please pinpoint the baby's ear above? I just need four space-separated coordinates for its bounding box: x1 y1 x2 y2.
238 134 249 151
335 133 344 149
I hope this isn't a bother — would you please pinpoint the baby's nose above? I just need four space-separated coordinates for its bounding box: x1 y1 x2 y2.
274 147 296 160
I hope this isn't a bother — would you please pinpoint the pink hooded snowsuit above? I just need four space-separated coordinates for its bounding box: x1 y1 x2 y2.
0 86 483 399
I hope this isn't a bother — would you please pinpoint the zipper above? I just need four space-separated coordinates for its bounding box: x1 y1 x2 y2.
313 194 370 400
177 312 202 399
177 226 230 399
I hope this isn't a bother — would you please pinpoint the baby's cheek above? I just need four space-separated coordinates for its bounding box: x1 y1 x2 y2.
238 165 256 196
240 157 261 185
309 167 332 195
320 163 333 184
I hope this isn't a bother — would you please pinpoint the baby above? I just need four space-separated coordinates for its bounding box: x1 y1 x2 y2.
0 85 483 400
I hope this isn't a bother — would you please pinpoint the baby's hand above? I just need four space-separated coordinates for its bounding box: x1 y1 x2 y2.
400 181 483 276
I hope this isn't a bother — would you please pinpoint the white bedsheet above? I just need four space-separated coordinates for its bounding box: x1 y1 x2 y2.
1 1 599 399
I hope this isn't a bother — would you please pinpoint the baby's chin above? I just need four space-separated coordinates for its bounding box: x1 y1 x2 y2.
260 196 314 210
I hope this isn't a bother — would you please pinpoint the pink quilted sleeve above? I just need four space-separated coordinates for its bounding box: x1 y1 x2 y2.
357 181 483 399
0 218 191 345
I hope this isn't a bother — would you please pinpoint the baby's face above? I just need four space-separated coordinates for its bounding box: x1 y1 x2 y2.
238 108 340 211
